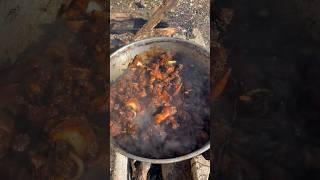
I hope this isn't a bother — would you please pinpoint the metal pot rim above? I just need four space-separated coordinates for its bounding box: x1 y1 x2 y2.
110 37 210 164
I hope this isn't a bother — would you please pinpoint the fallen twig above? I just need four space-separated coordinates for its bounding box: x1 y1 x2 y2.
133 0 179 40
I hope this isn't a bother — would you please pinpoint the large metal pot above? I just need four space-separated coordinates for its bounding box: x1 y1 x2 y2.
110 37 210 164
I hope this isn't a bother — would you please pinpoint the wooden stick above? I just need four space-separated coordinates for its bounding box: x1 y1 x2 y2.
191 155 210 180
136 162 151 180
112 152 128 180
133 0 178 40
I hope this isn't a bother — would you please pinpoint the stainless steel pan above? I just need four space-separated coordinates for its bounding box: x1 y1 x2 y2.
110 37 210 164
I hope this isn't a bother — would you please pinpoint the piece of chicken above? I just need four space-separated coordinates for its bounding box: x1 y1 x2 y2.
129 55 143 68
150 63 164 80
154 106 177 125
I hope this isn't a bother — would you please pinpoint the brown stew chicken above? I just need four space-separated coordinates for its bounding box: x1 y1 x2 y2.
110 52 210 158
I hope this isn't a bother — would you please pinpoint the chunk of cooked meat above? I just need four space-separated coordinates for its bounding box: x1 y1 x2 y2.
138 88 147 97
129 55 143 68
150 69 164 80
165 65 175 74
154 106 177 125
